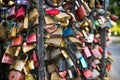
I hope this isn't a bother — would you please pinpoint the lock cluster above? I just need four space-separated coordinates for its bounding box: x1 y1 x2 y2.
0 0 40 80
43 0 116 80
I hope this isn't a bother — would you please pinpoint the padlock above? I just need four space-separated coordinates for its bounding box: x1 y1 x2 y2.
1 53 15 64
58 59 67 72
22 42 35 53
14 7 25 21
45 38 62 47
68 37 82 44
10 24 17 39
85 33 94 43
26 30 37 45
92 48 102 58
29 8 39 22
28 60 35 70
75 51 82 59
7 5 16 20
62 2 73 11
92 62 97 69
14 47 21 56
79 57 88 68
63 28 73 37
23 66 36 80
23 9 29 30
81 0 91 13
51 48 61 60
9 70 25 80
55 12 71 21
66 58 74 68
32 51 40 68
89 0 95 8
13 54 28 71
61 50 69 59
94 59 100 64
11 35 23 47
58 60 67 79
45 8 60 16
5 44 16 56
44 24 57 33
51 72 62 80
49 27 62 38
32 18 39 27
44 16 55 25
58 20 70 27
92 69 100 79
83 46 92 58
17 22 24 34
106 63 111 72
110 14 118 22
68 69 73 79
75 0 87 20
83 69 92 79
47 64 57 73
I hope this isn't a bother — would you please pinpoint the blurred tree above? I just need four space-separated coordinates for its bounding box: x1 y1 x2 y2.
109 0 120 24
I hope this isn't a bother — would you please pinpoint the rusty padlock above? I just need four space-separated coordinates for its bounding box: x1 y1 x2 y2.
75 0 87 20
13 54 28 71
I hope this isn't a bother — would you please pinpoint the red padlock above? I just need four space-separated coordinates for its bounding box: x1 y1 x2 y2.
26 33 37 45
1 53 15 65
32 51 40 68
11 35 23 47
9 70 25 80
14 7 25 21
75 1 87 20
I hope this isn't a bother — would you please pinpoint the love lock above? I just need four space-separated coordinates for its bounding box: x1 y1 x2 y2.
13 54 28 71
85 33 94 43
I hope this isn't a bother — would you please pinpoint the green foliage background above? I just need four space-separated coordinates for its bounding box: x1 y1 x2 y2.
109 0 120 35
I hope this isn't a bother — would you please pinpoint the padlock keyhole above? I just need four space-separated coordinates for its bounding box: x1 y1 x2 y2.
12 75 14 78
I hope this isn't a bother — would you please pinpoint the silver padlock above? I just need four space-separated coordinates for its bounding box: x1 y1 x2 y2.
86 33 94 43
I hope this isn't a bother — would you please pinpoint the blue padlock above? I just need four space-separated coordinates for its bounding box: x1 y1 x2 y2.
80 57 88 68
63 28 73 37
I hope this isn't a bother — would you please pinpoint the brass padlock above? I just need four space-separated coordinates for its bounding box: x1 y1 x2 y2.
28 60 35 70
11 25 17 38
61 50 69 59
47 64 57 73
14 47 21 56
45 38 62 47
29 8 39 22
13 54 28 71
55 12 71 21
5 44 16 56
51 72 62 80
23 67 36 80
23 10 28 30
44 16 55 25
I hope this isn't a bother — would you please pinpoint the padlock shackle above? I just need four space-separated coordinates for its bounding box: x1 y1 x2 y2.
17 53 28 64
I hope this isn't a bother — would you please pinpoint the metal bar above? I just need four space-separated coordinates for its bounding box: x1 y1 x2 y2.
100 0 108 80
37 0 45 80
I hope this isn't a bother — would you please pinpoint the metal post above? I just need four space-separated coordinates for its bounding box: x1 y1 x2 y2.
37 0 45 80
100 0 108 80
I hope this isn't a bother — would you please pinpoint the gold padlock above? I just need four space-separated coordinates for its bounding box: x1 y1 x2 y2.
5 44 16 56
47 64 57 73
44 16 55 25
29 8 39 22
55 12 71 21
51 72 62 80
61 50 69 59
45 38 62 47
13 54 28 71
23 13 28 30
14 47 21 56
11 25 17 38
28 60 35 70
23 67 36 80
